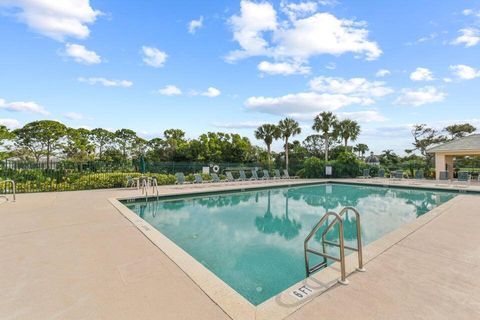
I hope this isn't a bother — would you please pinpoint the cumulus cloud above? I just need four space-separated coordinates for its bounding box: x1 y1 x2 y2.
0 0 101 41
451 28 480 47
142 46 167 68
201 87 221 97
63 112 85 120
309 76 393 98
188 16 203 34
337 110 388 123
280 1 318 20
0 118 21 129
212 120 265 129
226 1 382 64
409 67 434 81
375 69 391 77
158 85 182 96
77 77 133 87
0 98 49 115
449 64 480 80
257 60 310 75
64 43 101 64
394 86 446 107
245 92 371 119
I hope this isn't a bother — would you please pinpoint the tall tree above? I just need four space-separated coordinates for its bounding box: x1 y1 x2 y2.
0 125 15 160
312 111 338 161
13 120 67 168
114 129 138 159
302 134 324 158
90 128 114 159
336 119 361 147
353 143 369 158
278 118 301 170
406 124 446 166
254 124 280 167
64 128 94 161
444 123 476 140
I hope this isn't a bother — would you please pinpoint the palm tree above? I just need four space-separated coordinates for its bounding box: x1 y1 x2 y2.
312 111 338 161
354 143 369 158
278 118 301 171
254 124 280 168
336 119 361 147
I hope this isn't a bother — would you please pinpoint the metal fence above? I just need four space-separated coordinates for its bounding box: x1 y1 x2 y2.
0 160 299 193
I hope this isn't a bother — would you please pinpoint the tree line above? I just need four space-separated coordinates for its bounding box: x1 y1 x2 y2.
0 115 477 171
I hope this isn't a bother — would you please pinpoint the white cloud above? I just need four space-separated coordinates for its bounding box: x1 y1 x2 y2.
227 0 278 61
201 87 221 97
64 43 101 64
257 60 310 75
188 16 203 34
158 85 182 96
375 69 391 77
449 64 480 80
142 46 167 68
309 76 393 98
451 28 480 47
280 1 318 20
0 118 21 129
462 9 480 17
394 86 446 107
63 112 84 120
226 1 381 63
77 77 133 87
0 98 49 115
212 120 264 129
337 110 388 123
245 92 370 119
0 0 101 41
409 67 434 81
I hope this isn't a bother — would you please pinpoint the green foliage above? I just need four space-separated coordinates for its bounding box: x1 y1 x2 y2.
312 111 339 161
332 151 362 177
303 157 325 178
444 123 476 140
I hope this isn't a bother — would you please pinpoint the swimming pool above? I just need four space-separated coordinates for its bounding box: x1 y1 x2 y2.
123 183 456 305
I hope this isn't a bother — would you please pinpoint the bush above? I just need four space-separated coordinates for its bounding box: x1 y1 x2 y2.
303 157 325 178
332 152 362 178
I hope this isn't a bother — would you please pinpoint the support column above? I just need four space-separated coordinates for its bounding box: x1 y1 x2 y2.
434 153 446 180
445 155 454 179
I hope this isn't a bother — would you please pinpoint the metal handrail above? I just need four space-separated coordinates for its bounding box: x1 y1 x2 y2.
304 211 348 284
1 180 16 202
321 206 365 272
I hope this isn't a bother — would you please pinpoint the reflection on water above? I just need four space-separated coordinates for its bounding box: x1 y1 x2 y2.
125 184 456 306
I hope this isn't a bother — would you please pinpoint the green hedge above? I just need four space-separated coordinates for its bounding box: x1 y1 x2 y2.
2 172 176 193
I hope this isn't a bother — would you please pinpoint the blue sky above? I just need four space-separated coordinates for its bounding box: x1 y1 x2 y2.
0 0 479 154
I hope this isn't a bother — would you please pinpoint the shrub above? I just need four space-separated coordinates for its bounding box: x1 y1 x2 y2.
303 157 325 178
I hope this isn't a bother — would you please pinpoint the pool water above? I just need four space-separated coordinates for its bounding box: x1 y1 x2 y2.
123 183 456 305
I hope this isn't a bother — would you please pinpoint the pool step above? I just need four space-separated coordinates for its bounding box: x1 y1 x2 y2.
304 207 365 285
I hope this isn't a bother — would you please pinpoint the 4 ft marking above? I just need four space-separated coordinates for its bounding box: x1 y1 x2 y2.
290 285 314 300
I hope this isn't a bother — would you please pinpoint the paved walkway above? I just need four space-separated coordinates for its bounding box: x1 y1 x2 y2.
0 180 479 319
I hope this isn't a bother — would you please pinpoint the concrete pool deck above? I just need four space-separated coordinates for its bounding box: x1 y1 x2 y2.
1 179 480 319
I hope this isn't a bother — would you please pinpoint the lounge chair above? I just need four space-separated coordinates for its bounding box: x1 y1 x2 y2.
175 172 191 185
251 170 264 180
391 170 403 180
415 170 424 180
194 174 210 184
239 170 254 181
435 171 451 186
263 170 272 180
361 169 371 179
455 171 470 187
211 173 223 183
274 169 283 179
283 169 299 179
125 176 135 188
226 171 240 182
376 169 385 179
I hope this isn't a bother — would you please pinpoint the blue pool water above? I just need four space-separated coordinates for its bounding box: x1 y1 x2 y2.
123 183 456 305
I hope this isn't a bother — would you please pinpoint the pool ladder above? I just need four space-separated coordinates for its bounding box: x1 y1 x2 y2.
0 180 16 203
141 177 159 201
304 207 365 285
